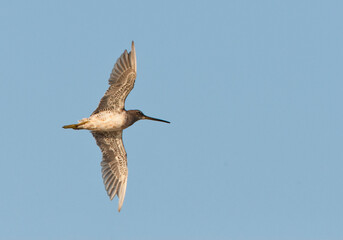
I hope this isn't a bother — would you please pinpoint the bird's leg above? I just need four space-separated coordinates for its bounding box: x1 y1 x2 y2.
63 121 89 130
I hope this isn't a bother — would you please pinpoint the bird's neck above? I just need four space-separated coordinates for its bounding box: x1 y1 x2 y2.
123 111 139 129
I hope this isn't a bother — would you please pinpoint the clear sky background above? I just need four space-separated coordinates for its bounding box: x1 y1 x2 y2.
1 0 342 239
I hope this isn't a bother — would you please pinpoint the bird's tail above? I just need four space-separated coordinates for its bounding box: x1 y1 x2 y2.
62 121 88 130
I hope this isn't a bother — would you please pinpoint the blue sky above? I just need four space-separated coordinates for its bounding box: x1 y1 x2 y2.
1 0 343 239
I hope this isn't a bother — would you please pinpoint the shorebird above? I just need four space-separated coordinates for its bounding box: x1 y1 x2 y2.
63 41 169 212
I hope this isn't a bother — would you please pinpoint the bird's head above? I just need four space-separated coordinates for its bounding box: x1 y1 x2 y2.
129 110 170 124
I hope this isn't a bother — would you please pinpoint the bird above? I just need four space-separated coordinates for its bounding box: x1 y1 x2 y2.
63 41 170 212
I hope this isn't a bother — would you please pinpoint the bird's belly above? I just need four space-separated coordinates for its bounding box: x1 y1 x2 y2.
81 111 126 131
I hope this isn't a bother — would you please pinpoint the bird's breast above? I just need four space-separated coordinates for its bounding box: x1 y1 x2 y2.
82 111 127 131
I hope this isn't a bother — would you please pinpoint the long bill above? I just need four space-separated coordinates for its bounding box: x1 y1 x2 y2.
143 115 170 124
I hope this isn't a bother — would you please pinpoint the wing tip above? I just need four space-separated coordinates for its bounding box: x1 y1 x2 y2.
130 41 137 71
117 178 128 212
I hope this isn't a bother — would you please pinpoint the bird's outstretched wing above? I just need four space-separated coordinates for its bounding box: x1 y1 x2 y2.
92 41 137 115
92 131 128 212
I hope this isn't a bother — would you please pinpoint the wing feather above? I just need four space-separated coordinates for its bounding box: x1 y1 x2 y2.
92 42 137 115
92 131 128 212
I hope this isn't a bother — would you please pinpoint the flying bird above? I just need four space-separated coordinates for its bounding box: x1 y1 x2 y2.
63 42 169 212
